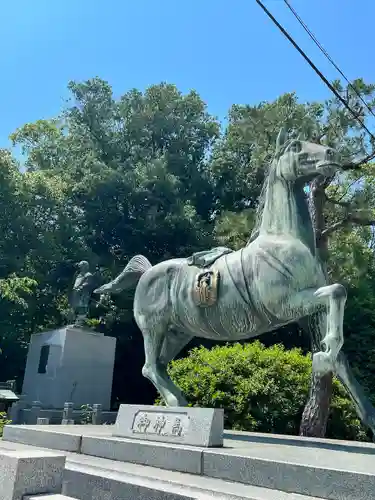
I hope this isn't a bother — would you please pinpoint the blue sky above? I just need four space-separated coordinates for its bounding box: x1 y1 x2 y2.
1 0 374 149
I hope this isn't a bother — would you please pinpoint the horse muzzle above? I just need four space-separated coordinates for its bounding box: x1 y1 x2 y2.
316 160 340 177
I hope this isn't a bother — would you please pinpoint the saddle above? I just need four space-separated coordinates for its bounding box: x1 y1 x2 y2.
192 269 220 307
187 247 232 308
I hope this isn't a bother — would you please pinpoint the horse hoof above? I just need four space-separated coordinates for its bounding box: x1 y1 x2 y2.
312 351 333 376
314 284 346 300
314 287 330 299
164 394 188 407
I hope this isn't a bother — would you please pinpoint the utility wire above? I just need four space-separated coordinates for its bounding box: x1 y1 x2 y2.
255 0 375 168
283 0 375 121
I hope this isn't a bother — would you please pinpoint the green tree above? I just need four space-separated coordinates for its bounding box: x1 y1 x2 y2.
214 209 255 250
0 147 89 386
12 79 220 262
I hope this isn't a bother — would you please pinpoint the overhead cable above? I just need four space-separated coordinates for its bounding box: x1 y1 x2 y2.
283 0 375 121
255 0 375 167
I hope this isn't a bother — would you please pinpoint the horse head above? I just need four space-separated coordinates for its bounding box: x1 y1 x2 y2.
274 128 341 182
249 128 342 247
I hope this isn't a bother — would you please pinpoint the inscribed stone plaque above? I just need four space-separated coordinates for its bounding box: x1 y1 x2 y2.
113 404 223 447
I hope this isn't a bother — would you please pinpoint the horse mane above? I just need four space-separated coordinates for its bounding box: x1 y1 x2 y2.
247 137 294 245
247 168 271 245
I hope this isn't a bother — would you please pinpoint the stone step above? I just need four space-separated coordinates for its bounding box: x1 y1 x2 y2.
25 496 77 500
0 439 320 500
4 424 375 499
64 453 323 500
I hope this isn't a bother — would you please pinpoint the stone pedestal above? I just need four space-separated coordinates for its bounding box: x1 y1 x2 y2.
113 404 224 447
22 326 116 410
0 449 65 500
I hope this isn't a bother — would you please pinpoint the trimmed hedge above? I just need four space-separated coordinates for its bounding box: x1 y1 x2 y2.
157 341 368 441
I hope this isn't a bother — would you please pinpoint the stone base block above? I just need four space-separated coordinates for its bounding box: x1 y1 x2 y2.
3 426 83 452
25 496 77 500
0 449 66 500
22 326 116 411
113 404 223 447
81 435 203 474
64 458 303 500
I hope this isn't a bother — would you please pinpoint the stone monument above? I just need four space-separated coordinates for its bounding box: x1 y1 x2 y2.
21 326 116 411
21 261 116 412
113 404 223 447
70 260 96 327
95 129 375 439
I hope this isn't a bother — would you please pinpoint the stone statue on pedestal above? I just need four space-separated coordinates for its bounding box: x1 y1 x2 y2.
70 261 96 327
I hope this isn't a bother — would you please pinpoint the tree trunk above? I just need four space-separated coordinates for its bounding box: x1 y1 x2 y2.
300 371 333 436
299 178 333 437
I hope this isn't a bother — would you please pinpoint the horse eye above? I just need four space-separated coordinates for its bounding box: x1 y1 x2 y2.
290 141 302 153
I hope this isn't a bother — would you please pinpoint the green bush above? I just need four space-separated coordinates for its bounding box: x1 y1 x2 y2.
0 412 11 437
80 404 93 424
158 341 369 441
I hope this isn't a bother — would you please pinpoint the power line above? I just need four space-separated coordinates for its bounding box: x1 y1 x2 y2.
255 0 375 157
348 149 375 169
283 0 375 121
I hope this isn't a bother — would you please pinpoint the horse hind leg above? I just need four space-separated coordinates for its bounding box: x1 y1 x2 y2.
159 329 193 366
136 313 190 407
158 329 194 407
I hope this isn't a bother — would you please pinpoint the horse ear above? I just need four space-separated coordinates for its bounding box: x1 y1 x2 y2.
276 127 288 151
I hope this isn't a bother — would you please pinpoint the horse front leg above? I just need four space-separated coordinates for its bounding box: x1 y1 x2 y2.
314 286 375 437
285 283 346 375
290 284 375 437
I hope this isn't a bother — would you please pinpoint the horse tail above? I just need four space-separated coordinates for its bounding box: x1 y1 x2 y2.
95 255 152 294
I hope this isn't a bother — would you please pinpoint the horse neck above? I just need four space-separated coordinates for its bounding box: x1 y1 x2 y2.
259 170 316 254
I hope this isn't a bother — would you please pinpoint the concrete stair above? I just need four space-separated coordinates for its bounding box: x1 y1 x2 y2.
25 496 77 500
0 438 321 500
3 425 375 500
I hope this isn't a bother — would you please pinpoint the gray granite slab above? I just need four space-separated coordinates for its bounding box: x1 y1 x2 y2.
4 423 375 499
0 449 66 500
203 439 375 500
0 434 329 499
25 496 77 500
3 425 82 452
81 434 203 474
64 452 321 500
225 429 375 454
113 404 223 447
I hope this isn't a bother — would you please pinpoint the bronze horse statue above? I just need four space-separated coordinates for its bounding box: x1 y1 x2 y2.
95 129 375 436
